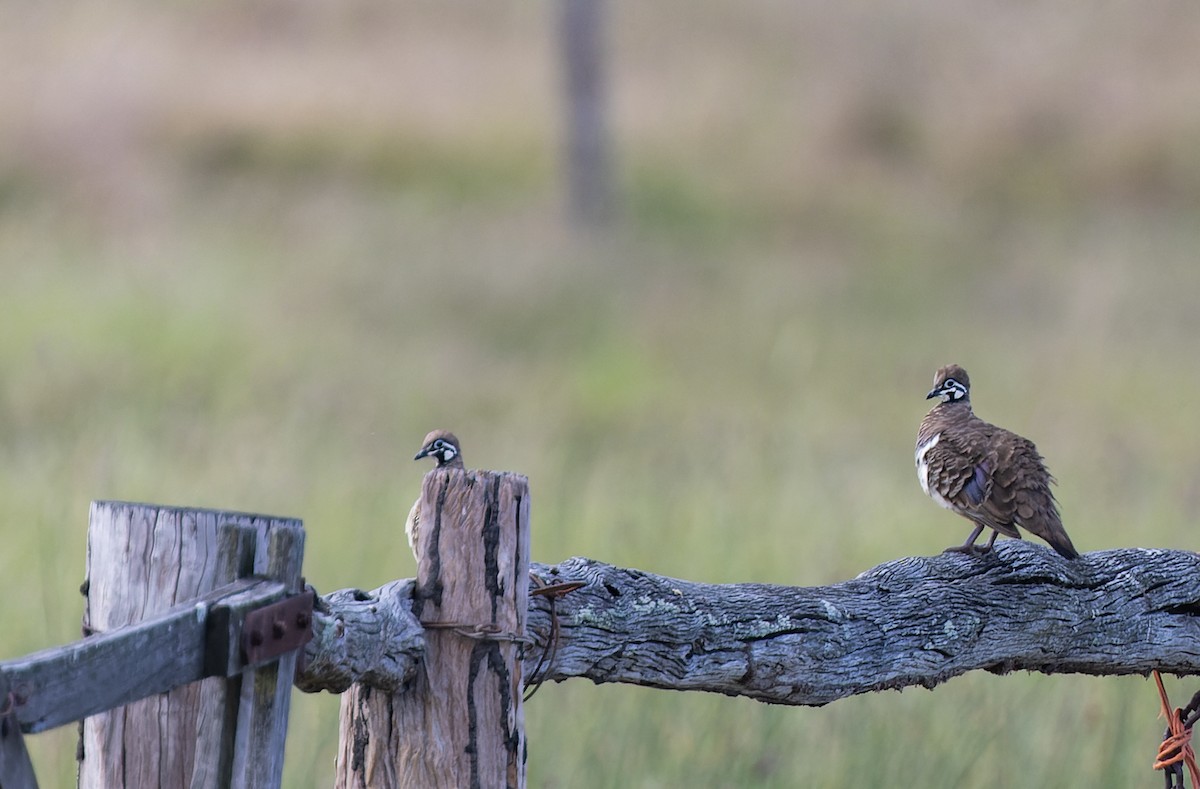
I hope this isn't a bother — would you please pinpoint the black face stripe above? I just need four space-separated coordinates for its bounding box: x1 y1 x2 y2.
433 439 458 464
941 378 967 400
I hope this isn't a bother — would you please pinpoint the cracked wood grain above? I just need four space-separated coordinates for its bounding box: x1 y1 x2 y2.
333 470 529 789
300 543 1200 707
78 501 304 789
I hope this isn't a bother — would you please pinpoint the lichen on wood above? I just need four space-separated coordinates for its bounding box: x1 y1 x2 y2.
301 544 1200 708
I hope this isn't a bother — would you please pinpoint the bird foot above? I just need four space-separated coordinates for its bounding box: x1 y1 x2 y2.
943 543 993 557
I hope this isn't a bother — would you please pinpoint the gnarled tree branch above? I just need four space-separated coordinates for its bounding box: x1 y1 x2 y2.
297 543 1200 705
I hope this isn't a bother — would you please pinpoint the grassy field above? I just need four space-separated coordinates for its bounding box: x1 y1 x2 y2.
2 1 1200 786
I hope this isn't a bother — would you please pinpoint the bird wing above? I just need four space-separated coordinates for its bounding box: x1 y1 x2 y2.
985 431 1077 558
405 498 420 556
924 425 1022 538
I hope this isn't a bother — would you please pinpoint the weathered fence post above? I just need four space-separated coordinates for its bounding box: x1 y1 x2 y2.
77 502 304 789
335 469 530 789
229 526 306 787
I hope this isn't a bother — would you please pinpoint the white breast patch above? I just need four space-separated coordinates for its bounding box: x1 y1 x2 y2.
915 433 954 510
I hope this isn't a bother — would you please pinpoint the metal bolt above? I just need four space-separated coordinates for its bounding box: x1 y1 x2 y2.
296 611 311 629
272 618 287 638
249 629 264 647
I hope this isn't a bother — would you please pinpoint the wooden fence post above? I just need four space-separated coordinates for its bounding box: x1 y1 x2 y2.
335 469 530 789
229 527 306 787
189 522 257 789
77 502 304 789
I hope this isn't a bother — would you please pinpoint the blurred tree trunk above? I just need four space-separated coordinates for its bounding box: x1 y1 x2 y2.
560 0 615 229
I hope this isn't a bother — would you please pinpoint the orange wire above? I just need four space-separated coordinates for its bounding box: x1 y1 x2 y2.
1153 670 1200 785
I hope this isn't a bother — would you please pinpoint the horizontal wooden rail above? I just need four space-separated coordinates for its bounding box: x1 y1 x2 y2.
298 543 1200 705
1 577 287 734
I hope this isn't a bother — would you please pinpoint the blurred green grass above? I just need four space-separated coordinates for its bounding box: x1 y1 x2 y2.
3 1 1200 786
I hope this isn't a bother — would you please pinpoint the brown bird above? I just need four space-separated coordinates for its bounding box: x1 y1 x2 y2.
405 430 464 558
915 365 1079 559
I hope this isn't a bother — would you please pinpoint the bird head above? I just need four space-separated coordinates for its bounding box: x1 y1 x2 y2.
414 430 464 468
926 364 971 403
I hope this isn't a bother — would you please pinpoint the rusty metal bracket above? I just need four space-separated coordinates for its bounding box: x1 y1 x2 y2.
241 590 315 666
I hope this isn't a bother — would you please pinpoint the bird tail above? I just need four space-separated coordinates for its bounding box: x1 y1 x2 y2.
1044 525 1080 560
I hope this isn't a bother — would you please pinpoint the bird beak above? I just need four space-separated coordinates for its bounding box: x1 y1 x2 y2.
413 447 431 461
925 387 940 400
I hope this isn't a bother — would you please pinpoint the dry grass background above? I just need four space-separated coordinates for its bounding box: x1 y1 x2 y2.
2 1 1200 786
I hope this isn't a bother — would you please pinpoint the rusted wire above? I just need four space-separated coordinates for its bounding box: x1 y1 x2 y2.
416 575 584 702
1153 670 1200 788
523 577 585 702
420 620 532 644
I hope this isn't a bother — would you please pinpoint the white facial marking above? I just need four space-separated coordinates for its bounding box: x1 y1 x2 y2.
939 379 967 402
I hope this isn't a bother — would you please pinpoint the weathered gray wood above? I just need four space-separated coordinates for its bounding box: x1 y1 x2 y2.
527 545 1200 704
79 501 303 789
190 523 257 789
0 576 282 735
294 580 424 695
300 544 1200 706
0 671 37 789
334 470 530 789
229 527 305 788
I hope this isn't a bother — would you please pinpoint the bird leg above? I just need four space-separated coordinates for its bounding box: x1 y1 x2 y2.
944 524 989 555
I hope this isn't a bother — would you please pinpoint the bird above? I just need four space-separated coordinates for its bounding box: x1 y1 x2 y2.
405 429 464 559
915 364 1079 559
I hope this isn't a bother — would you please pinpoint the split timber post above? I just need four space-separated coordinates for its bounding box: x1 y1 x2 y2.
77 502 305 788
335 468 530 789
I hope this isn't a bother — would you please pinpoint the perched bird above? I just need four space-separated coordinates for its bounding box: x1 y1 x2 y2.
915 364 1079 559
405 430 464 558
